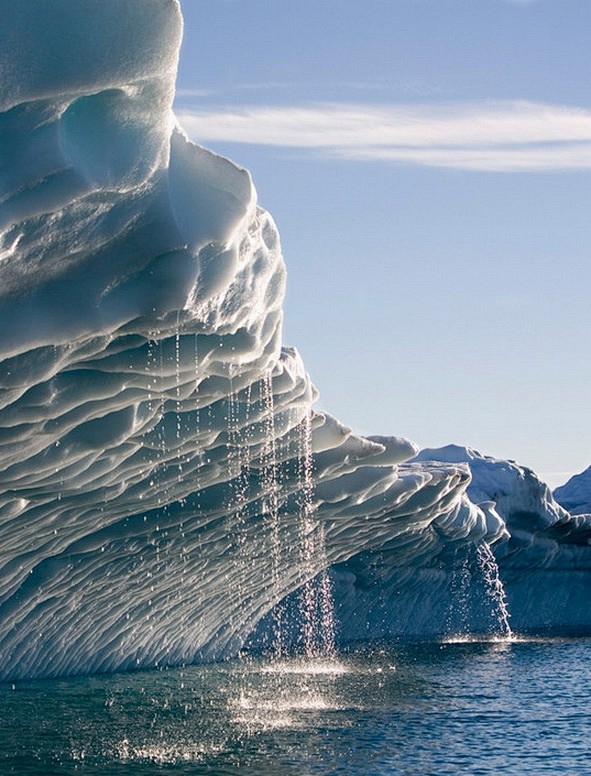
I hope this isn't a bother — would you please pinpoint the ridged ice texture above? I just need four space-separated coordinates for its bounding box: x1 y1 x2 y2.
0 1 501 679
415 445 591 550
330 446 591 641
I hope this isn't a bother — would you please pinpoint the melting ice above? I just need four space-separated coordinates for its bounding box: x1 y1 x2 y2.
0 0 590 680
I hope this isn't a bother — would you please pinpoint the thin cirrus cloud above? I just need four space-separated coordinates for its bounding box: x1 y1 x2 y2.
176 100 591 172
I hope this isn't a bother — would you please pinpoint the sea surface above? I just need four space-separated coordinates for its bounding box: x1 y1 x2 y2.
1 638 590 775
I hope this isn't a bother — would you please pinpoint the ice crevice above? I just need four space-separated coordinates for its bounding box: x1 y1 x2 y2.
0 0 590 679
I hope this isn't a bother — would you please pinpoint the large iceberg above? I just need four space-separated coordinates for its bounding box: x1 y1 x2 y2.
0 1 588 679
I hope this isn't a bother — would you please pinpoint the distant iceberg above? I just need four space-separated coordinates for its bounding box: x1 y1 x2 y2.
555 467 591 516
0 1 589 679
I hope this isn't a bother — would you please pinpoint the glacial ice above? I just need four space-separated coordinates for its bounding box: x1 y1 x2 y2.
555 467 591 516
0 0 589 679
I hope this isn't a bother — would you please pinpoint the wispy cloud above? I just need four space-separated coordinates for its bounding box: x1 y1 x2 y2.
175 79 408 98
176 100 591 172
175 88 213 98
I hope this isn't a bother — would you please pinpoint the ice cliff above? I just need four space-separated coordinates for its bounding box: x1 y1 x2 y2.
0 1 588 679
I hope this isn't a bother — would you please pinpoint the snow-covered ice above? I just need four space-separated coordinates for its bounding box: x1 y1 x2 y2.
555 467 591 516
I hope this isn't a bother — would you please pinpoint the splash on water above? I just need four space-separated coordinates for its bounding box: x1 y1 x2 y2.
260 657 349 677
229 654 347 733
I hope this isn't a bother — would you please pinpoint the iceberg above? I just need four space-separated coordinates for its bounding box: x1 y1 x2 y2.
0 1 589 679
329 446 591 641
555 467 591 516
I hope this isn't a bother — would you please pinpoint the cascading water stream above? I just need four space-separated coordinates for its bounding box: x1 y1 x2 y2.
297 410 319 657
221 372 254 649
296 409 336 659
476 542 513 639
232 406 341 730
260 371 284 658
444 557 472 640
174 324 183 486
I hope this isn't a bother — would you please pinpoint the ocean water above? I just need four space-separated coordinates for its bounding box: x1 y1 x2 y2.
1 638 590 775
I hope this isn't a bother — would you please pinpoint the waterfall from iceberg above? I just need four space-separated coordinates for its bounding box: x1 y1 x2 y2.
296 408 337 659
475 543 513 639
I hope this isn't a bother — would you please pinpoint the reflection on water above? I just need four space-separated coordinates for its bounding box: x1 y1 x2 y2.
441 633 517 645
1 640 591 774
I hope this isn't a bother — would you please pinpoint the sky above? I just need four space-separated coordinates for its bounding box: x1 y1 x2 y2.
174 0 591 489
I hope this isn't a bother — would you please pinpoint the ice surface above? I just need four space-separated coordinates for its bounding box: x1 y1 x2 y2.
329 446 591 641
554 467 591 516
0 1 589 678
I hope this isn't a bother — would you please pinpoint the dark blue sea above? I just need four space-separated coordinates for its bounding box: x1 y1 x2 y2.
1 638 590 775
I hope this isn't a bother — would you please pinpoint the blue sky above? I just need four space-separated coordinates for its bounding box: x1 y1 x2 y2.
175 0 591 487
